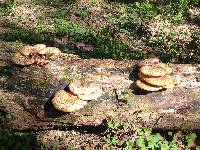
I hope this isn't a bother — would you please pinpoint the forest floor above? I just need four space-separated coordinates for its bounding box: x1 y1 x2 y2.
0 0 200 149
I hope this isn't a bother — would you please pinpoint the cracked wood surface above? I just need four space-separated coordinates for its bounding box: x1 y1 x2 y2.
0 50 200 130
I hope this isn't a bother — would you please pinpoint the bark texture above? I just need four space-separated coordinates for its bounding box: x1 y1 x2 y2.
0 50 200 131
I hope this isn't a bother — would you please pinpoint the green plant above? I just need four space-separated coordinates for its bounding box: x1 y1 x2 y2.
58 132 66 142
147 31 190 63
88 0 102 4
196 146 200 150
133 128 178 150
66 144 75 150
106 134 119 148
4 27 51 44
134 1 160 17
125 139 135 149
74 6 91 18
164 0 199 23
106 118 120 129
46 0 74 7
36 15 45 20
40 142 48 150
105 12 119 23
52 10 69 19
0 129 34 150
116 13 143 40
54 19 92 39
186 133 197 146
195 13 200 23
122 122 130 130
2 0 17 12
91 28 144 60
0 112 12 121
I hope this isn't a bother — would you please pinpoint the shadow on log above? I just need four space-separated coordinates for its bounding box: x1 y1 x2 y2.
0 50 200 131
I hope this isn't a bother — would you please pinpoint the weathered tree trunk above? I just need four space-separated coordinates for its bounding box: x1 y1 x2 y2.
0 50 200 131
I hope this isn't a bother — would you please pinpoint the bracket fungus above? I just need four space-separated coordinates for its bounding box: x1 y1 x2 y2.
68 82 103 101
19 45 33 56
135 80 163 92
11 44 61 66
37 47 61 55
52 90 87 113
135 58 175 92
11 52 36 65
52 82 103 112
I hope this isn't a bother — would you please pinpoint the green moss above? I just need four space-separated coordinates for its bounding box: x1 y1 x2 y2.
63 69 74 84
122 66 135 74
28 78 50 89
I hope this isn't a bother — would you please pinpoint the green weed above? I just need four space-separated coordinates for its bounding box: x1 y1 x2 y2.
40 142 48 150
88 0 103 4
2 0 17 12
4 28 51 44
0 112 12 122
0 128 34 150
164 0 199 23
91 28 144 60
52 10 69 19
106 118 120 129
146 32 196 63
54 19 92 39
106 134 119 149
186 133 197 146
134 2 160 17
116 13 143 39
195 13 200 23
125 139 135 149
126 128 178 150
74 6 91 18
66 144 75 150
122 122 130 130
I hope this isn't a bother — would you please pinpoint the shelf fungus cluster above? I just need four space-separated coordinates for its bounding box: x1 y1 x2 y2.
11 44 61 65
135 58 175 92
52 82 103 112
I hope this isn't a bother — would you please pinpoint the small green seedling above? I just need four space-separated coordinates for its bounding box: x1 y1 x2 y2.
106 118 120 129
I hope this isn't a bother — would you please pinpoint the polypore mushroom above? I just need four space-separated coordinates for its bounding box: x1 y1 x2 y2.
135 58 175 91
138 73 175 89
11 49 35 65
135 80 163 91
33 44 46 52
68 82 103 100
38 47 61 55
52 90 87 112
140 65 170 77
19 45 33 56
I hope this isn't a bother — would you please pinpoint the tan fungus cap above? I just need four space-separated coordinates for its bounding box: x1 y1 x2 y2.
33 44 46 52
135 80 163 91
52 90 87 112
68 82 103 100
138 73 175 89
140 65 169 77
38 47 61 55
11 52 35 65
19 45 33 56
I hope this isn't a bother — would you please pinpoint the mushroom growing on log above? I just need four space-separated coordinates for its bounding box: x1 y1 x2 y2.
0 46 200 131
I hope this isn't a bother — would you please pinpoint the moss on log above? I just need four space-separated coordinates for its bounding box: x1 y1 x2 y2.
0 51 200 130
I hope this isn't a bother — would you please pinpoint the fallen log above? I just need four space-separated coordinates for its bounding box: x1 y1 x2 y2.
0 49 200 131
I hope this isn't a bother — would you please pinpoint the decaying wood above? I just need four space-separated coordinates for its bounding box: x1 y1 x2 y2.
0 50 200 131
